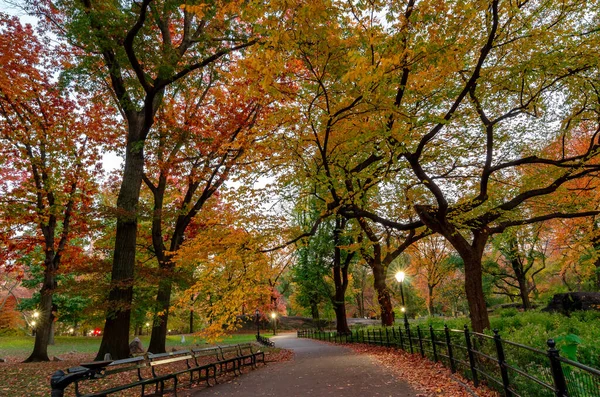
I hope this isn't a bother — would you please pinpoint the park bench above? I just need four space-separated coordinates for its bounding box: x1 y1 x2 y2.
148 349 218 393
66 356 174 397
233 343 265 370
51 343 266 396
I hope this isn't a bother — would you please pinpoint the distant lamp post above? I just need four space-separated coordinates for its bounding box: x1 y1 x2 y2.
69 328 74 336
33 310 39 319
395 271 409 330
145 322 150 335
255 309 260 338
271 312 277 336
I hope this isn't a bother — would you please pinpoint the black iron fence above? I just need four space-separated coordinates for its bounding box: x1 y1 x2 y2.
298 325 600 397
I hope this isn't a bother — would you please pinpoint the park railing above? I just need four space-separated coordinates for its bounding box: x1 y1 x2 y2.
298 325 600 397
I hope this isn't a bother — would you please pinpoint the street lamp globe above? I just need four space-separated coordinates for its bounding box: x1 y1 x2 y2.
31 320 36 326
270 312 276 319
401 307 406 312
395 271 405 283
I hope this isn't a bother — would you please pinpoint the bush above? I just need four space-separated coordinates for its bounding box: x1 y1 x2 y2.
413 310 600 367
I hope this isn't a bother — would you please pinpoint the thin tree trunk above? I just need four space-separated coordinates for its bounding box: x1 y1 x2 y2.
427 285 434 316
332 219 351 334
594 244 600 291
49 320 55 346
514 269 531 310
310 300 320 321
96 120 145 361
148 274 173 354
355 293 364 318
373 263 394 326
24 259 55 362
189 309 194 334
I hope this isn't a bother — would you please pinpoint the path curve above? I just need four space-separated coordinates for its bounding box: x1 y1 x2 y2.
192 333 418 396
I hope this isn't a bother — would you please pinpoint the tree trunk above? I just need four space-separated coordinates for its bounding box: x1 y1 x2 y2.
148 275 173 354
24 261 55 362
96 120 145 361
594 248 600 291
515 271 531 310
49 320 55 345
189 309 194 334
355 293 365 318
310 300 320 321
427 284 434 316
463 254 490 332
332 231 351 334
372 263 394 326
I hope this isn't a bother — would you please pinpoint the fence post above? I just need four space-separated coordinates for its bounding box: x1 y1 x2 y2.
430 326 438 362
493 329 512 397
407 324 414 354
379 328 383 346
385 328 390 347
417 326 425 357
399 327 405 350
547 339 569 397
444 325 456 373
464 325 479 387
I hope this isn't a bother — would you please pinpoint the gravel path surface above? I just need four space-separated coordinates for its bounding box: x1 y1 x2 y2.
192 333 418 396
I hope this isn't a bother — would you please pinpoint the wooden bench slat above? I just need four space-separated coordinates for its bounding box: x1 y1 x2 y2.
150 355 193 365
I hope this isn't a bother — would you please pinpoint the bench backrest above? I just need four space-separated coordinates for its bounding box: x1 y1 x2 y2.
237 343 256 355
217 345 241 361
148 350 193 377
69 356 148 396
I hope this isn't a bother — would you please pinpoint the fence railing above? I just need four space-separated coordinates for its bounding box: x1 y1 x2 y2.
298 325 600 397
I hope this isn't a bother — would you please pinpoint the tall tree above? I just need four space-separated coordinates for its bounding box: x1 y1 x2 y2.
408 236 453 316
330 0 600 332
487 225 549 310
143 67 266 354
32 0 259 359
0 14 110 361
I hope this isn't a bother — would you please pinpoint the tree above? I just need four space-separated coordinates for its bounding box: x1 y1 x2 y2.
0 14 110 361
486 225 549 310
173 202 273 341
408 236 453 316
328 0 600 332
143 67 267 354
32 0 260 359
356 220 423 326
292 215 335 322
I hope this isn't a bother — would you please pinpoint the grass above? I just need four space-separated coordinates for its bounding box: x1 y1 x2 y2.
0 332 275 360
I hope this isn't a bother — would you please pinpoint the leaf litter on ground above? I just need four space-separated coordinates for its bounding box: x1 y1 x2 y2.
346 343 499 397
0 347 293 396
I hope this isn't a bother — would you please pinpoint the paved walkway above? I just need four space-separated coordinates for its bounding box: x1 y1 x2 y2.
192 333 418 396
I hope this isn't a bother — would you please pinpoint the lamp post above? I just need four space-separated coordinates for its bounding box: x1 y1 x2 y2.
395 271 410 330
271 312 277 336
145 322 150 335
255 309 260 338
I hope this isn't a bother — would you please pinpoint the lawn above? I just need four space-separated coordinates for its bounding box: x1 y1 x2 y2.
0 332 274 362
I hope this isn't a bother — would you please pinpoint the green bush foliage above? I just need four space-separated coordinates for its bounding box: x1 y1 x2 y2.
416 310 600 368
